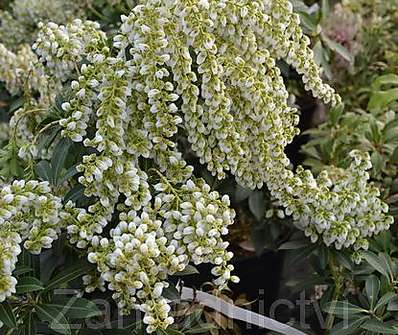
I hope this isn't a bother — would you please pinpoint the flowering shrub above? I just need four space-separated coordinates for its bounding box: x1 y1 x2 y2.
0 0 394 333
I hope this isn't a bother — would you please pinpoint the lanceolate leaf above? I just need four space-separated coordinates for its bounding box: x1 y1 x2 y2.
23 311 37 335
36 304 71 335
361 319 398 334
362 251 390 279
51 138 72 185
0 301 17 329
330 316 369 335
365 275 380 309
375 292 397 312
16 277 44 294
47 298 101 319
43 264 90 292
323 301 367 318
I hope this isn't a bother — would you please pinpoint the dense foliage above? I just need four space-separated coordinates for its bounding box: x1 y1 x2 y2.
0 0 398 334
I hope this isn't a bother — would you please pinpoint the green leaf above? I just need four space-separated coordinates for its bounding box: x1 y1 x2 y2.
234 185 252 203
298 11 318 33
388 296 398 311
378 253 395 281
58 165 79 185
163 284 180 301
43 264 89 292
156 329 184 335
372 151 383 174
383 126 398 143
322 34 353 63
16 276 44 294
329 104 344 125
0 301 17 329
182 309 203 331
35 161 53 182
22 311 37 335
390 146 398 163
365 275 380 309
371 74 398 91
368 88 398 112
36 304 71 335
248 191 264 222
330 316 369 335
37 124 61 153
321 0 330 20
361 319 398 334
63 185 85 204
323 301 368 318
333 252 353 271
174 265 199 276
362 251 390 278
51 138 72 185
185 324 218 334
375 292 397 312
14 266 34 277
278 240 308 250
47 298 101 319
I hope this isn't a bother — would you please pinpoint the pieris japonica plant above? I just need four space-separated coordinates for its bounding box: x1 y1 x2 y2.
0 0 394 333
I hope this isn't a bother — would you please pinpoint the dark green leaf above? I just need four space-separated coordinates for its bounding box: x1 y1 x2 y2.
362 251 390 278
63 185 85 204
47 298 101 319
0 301 17 328
35 161 53 182
248 191 264 222
330 316 369 335
156 329 184 335
16 276 44 294
365 275 380 309
163 284 180 301
361 319 398 334
278 240 308 250
375 292 397 312
323 301 368 318
174 265 199 276
322 34 352 62
182 309 203 331
390 146 398 163
22 311 37 335
43 264 89 292
234 185 252 203
58 165 79 185
185 324 218 334
388 296 398 311
36 304 71 335
14 266 34 276
51 138 72 185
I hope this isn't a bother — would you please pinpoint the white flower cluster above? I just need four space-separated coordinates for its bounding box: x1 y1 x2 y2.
0 0 88 49
0 42 62 162
0 43 52 100
79 177 236 332
0 180 64 302
33 19 108 81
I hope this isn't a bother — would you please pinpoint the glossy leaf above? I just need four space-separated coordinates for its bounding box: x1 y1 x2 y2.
248 191 264 222
16 276 44 294
0 301 17 329
365 275 380 309
36 304 71 335
323 301 367 318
